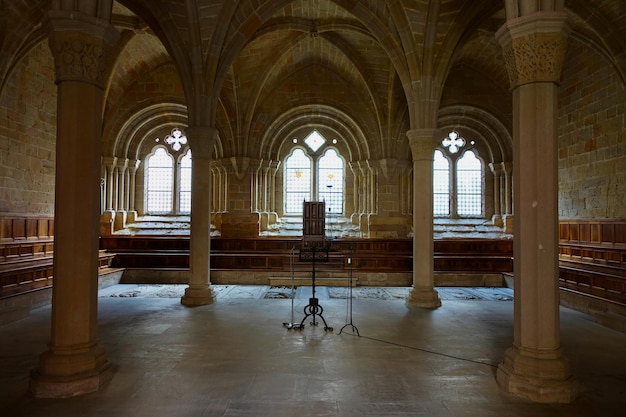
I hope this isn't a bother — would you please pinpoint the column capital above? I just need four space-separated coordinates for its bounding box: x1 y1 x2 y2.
489 162 504 175
101 156 117 168
496 11 570 89
186 126 218 159
406 129 436 160
128 159 141 173
45 11 119 87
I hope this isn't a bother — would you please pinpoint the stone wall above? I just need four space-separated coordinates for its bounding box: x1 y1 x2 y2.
0 42 56 215
558 39 626 219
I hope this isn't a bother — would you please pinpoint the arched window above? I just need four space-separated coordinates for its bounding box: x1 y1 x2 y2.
318 149 344 214
144 128 193 215
283 130 345 215
179 149 192 214
433 150 450 216
456 150 482 216
145 147 173 214
284 148 312 214
434 131 484 218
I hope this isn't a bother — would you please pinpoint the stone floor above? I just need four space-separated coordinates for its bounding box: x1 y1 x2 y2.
0 285 625 416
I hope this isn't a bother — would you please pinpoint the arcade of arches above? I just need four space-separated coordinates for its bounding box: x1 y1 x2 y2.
0 0 625 408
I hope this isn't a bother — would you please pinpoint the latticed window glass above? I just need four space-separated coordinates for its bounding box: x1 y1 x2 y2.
179 149 192 214
318 149 344 214
433 150 450 216
146 147 173 213
456 150 482 216
284 148 311 214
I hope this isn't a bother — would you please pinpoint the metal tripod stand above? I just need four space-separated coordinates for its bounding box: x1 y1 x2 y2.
339 243 359 336
282 246 300 329
296 246 333 331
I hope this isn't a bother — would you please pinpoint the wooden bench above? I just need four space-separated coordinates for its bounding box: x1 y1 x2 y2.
0 249 116 299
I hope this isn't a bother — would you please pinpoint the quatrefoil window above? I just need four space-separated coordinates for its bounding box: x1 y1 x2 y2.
442 131 466 154
165 128 187 152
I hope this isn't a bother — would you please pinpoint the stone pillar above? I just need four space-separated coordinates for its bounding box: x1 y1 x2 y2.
268 161 280 225
495 12 578 403
30 12 119 398
114 158 128 230
181 126 217 307
502 161 514 232
406 129 441 308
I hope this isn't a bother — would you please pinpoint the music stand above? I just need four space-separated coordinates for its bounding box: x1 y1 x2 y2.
297 245 333 331
287 201 333 332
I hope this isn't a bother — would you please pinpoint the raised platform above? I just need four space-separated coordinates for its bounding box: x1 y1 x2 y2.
268 276 357 287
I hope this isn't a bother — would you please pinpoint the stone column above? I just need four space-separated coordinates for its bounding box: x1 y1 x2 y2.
406 129 441 308
181 126 217 306
495 12 578 403
268 161 280 225
30 13 119 398
114 158 128 230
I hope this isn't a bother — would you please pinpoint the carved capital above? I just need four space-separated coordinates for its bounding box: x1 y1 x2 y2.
406 129 436 160
46 15 119 87
186 126 218 159
496 12 570 89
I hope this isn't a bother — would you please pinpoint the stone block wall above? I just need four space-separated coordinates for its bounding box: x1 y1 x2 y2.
0 42 56 215
558 39 626 219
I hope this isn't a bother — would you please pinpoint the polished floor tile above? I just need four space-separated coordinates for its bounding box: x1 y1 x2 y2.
0 285 625 416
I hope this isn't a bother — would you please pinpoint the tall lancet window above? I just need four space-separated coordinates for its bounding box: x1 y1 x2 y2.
283 130 346 216
144 128 193 215
179 149 192 214
318 149 344 214
284 148 312 214
434 131 484 218
145 147 174 214
456 150 482 216
433 149 450 216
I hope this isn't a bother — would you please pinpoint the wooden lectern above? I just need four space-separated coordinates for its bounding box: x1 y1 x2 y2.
302 201 326 248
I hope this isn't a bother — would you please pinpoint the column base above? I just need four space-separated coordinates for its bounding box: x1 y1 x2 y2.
30 345 112 398
181 286 216 307
497 345 579 403
406 287 442 309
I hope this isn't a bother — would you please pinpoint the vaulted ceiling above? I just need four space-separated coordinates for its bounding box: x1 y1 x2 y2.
1 0 625 164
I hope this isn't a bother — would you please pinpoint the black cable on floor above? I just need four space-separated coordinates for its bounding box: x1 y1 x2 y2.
348 333 499 368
